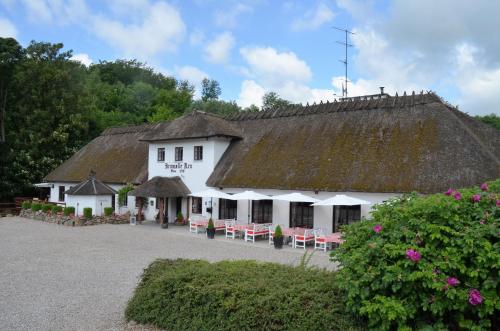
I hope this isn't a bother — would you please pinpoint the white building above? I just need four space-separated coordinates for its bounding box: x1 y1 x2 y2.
42 92 500 232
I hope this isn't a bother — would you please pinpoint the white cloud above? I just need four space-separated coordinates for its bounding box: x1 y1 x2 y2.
237 80 266 108
0 17 17 38
92 1 185 60
240 46 312 85
19 0 88 24
237 46 335 108
71 53 93 66
291 2 334 31
204 31 235 64
214 3 252 29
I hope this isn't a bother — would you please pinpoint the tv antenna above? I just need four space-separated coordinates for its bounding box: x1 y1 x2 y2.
334 26 355 97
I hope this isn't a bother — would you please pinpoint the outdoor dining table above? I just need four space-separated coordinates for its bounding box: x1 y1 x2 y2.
282 227 306 246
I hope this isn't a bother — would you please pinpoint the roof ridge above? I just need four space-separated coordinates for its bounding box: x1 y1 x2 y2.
225 91 441 121
101 123 158 136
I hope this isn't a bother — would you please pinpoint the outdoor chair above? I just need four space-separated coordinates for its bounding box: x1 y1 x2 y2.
214 219 228 233
225 219 237 239
314 229 331 251
268 225 275 245
189 218 207 233
294 229 315 249
244 223 270 243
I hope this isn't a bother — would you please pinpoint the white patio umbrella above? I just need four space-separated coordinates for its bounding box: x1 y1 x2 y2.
311 194 370 206
189 188 233 217
226 190 271 223
271 192 319 203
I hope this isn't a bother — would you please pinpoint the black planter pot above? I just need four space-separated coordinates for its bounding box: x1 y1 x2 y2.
161 222 168 229
206 228 215 239
274 236 284 249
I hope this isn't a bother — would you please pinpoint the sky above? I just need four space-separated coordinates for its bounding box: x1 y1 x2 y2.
1 0 499 115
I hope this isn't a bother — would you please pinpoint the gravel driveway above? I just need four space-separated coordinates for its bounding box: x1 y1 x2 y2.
0 217 334 330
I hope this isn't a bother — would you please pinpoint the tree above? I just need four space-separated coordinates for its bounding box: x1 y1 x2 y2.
0 38 24 142
476 113 500 130
201 78 221 101
261 92 291 111
244 104 260 112
186 99 241 116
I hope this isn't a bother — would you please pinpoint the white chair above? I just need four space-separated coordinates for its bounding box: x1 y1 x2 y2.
268 225 275 245
245 223 270 243
225 219 236 239
314 229 331 252
294 229 315 249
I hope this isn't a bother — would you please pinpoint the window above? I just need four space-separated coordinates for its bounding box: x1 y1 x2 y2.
157 148 165 161
332 205 361 232
192 197 202 214
175 147 183 161
290 202 314 228
58 186 65 202
252 200 273 224
194 146 203 161
219 198 237 219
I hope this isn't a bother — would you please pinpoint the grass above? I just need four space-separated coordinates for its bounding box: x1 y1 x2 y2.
126 259 365 331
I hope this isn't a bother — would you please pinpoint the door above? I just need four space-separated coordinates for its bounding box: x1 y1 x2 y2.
332 205 361 232
176 197 182 218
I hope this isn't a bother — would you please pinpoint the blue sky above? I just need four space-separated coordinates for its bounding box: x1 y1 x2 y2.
1 0 499 115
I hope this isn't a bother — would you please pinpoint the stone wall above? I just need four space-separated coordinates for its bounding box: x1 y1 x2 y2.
19 209 130 226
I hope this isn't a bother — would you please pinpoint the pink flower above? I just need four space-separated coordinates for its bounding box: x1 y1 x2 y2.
446 277 459 287
406 249 421 262
471 194 481 203
480 220 486 225
469 289 483 306
373 224 382 233
444 188 454 196
480 183 488 191
453 192 462 200
496 200 500 207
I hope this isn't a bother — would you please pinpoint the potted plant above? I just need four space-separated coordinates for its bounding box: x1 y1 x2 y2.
175 212 185 225
274 225 284 249
206 218 215 239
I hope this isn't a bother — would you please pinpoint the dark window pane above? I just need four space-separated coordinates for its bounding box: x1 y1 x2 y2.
252 200 273 223
219 198 237 219
157 148 165 161
194 146 203 160
175 147 183 161
192 197 202 214
290 202 314 228
58 186 65 202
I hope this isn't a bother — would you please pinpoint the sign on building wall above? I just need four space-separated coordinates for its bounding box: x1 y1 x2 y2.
165 163 193 174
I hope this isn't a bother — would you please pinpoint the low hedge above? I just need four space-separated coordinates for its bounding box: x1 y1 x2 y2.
125 259 363 331
332 180 500 330
31 203 42 212
83 207 92 219
41 204 52 212
104 207 113 216
21 201 31 209
51 205 63 213
63 206 75 216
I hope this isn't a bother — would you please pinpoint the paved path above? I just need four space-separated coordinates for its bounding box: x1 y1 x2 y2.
0 217 334 330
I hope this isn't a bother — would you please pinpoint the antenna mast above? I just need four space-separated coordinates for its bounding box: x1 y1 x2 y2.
334 27 354 98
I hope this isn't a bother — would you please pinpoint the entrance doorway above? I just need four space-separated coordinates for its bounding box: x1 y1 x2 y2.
176 197 182 217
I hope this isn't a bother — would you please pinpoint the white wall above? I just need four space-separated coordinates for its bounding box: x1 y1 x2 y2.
65 194 112 216
48 182 77 204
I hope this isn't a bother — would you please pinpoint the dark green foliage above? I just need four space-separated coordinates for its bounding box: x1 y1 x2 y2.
21 201 31 209
51 205 63 213
274 224 283 238
125 259 363 331
261 91 291 111
63 206 75 216
476 113 500 130
104 207 113 216
31 203 42 212
201 78 221 101
332 180 500 330
83 207 92 219
41 204 52 212
207 218 214 229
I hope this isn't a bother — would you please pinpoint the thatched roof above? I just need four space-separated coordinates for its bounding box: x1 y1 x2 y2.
129 176 191 197
207 92 500 193
141 110 242 142
65 175 117 196
44 123 156 184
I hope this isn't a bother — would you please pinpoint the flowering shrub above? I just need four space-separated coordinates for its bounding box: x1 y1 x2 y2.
332 180 499 330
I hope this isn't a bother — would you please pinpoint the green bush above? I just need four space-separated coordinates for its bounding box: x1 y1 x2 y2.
126 259 363 331
274 224 283 238
207 217 214 229
332 180 500 330
41 204 52 212
31 203 42 212
83 207 92 219
51 205 63 213
21 201 31 210
104 207 113 216
63 206 75 216
118 184 134 207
